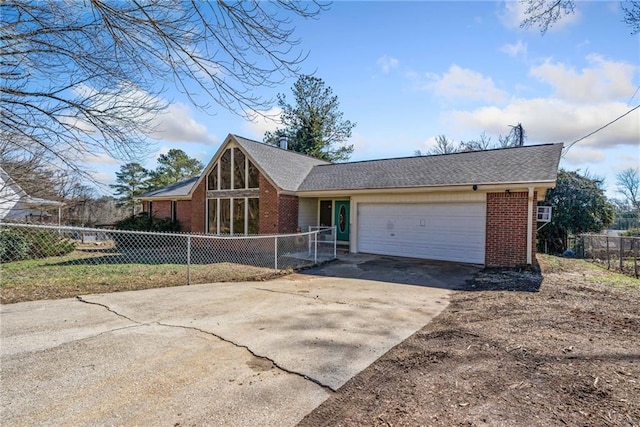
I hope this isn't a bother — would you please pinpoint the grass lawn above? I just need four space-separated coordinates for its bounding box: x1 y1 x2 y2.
1 250 284 304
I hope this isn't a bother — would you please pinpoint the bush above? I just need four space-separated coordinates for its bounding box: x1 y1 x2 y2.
623 228 640 237
114 213 180 232
0 227 76 262
112 213 180 251
0 228 31 262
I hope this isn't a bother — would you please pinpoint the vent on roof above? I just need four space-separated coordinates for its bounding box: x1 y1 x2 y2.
279 136 288 150
537 206 552 223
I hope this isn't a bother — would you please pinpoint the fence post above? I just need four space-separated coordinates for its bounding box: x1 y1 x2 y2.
314 231 318 264
606 236 610 269
620 237 624 272
631 238 640 279
333 226 337 259
187 235 191 285
274 235 278 271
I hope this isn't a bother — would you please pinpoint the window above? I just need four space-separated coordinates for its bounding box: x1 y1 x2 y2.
233 198 245 235
220 149 231 190
248 198 259 234
234 148 245 189
220 198 231 233
208 199 218 233
171 201 177 223
207 164 218 191
205 145 261 235
248 159 259 189
207 197 259 235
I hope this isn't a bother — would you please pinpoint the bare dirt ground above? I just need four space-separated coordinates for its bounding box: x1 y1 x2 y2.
299 255 640 427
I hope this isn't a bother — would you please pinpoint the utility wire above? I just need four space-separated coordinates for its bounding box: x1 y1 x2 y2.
628 85 640 106
562 104 640 157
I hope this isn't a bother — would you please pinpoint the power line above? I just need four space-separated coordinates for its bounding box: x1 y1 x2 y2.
628 85 640 106
562 104 640 156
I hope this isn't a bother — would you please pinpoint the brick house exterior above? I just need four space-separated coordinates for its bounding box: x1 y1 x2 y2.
485 191 538 268
138 134 562 267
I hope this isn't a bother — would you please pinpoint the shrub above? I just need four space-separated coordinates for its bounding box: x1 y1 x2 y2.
112 213 180 251
114 213 180 232
0 228 31 262
623 228 640 237
0 227 76 262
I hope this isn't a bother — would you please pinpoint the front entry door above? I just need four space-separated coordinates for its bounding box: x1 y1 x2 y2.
334 201 350 241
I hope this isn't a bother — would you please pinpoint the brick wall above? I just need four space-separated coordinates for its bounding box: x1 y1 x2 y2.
259 174 279 234
190 178 206 233
258 174 299 234
151 200 172 220
176 200 191 232
485 191 537 268
278 195 299 233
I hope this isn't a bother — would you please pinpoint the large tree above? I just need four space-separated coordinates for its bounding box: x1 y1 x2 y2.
147 149 204 190
521 0 639 34
110 163 149 216
264 75 356 162
538 170 615 253
1 1 327 183
616 167 640 211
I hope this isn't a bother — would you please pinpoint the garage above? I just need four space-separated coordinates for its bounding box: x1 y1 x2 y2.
356 202 486 264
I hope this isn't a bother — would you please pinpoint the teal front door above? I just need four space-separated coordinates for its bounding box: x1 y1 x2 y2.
334 201 350 241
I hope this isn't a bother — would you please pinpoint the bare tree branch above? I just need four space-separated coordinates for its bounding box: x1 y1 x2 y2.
1 0 328 184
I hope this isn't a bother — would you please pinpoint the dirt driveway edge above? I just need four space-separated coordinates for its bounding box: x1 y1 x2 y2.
298 255 640 426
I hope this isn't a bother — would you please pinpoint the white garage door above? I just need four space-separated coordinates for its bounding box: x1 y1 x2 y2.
357 202 486 264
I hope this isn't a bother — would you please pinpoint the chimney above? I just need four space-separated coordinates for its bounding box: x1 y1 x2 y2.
279 135 288 150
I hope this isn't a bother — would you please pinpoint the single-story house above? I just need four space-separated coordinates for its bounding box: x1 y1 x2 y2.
137 134 562 267
0 166 64 224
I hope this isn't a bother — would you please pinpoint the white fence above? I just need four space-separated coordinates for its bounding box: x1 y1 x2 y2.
0 223 337 285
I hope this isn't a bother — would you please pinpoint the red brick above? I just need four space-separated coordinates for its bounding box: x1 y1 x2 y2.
485 191 537 268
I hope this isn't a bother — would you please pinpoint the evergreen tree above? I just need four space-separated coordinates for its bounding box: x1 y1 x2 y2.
265 75 356 162
147 149 203 190
110 163 149 216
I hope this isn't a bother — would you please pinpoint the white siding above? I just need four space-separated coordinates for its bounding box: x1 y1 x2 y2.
298 198 318 231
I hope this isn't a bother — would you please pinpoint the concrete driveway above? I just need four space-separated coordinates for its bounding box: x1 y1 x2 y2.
1 255 479 426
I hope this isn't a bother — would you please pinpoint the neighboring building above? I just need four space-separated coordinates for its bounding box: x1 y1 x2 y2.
137 134 563 267
0 167 64 224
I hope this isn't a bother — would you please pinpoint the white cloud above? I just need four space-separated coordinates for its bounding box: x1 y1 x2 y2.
530 54 637 103
562 146 607 166
243 107 282 140
83 152 120 166
498 1 528 30
448 98 640 149
377 55 399 74
498 0 580 32
500 40 528 59
422 65 508 104
150 102 217 145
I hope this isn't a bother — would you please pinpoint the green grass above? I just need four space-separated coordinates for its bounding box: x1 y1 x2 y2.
1 250 283 304
538 254 639 290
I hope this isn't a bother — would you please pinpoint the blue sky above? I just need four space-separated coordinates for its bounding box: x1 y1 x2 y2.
90 1 639 199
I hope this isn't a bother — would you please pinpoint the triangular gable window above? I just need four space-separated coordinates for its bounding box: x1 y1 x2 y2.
207 147 259 191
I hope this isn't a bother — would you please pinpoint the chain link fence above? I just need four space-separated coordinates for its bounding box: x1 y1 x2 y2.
0 223 337 286
576 234 639 278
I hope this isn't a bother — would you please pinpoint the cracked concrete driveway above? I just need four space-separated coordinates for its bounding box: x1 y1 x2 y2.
1 255 479 426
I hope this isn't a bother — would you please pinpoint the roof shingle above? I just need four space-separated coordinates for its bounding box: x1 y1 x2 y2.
232 135 329 192
297 143 563 192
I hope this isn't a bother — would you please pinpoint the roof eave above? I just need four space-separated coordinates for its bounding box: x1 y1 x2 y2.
295 180 558 198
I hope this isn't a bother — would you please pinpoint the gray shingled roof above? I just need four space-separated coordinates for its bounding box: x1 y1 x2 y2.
139 176 199 198
232 135 329 192
297 143 563 192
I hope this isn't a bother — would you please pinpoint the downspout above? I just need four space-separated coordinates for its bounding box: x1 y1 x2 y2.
527 187 534 265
